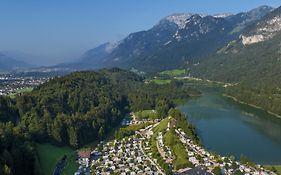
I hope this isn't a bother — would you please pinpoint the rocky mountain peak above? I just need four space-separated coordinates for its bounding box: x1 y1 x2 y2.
162 13 207 29
241 6 281 45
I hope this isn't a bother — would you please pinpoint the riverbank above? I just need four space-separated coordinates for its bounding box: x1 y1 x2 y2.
223 94 281 119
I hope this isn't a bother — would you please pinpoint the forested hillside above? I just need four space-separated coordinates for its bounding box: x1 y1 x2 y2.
0 68 199 175
192 32 281 115
191 6 281 116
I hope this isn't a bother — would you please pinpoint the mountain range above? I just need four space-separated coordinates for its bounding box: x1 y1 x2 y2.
1 5 280 82
60 5 274 72
0 52 32 72
63 4 281 115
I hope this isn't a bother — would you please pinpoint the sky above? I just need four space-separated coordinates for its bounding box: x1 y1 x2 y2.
0 0 280 66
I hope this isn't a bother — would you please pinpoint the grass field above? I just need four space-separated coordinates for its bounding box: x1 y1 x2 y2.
265 165 281 175
16 87 33 93
163 130 191 170
173 143 191 170
9 87 33 98
159 69 186 76
135 110 159 120
36 143 78 175
275 166 281 175
125 123 150 131
153 118 169 133
164 130 177 146
151 79 171 85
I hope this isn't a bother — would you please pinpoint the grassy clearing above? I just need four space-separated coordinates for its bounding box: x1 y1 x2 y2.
275 166 281 175
115 123 150 140
135 110 159 120
150 117 192 172
9 87 33 98
36 143 78 175
265 165 281 175
164 130 177 146
151 79 171 85
61 153 79 175
153 118 169 133
163 130 191 170
16 87 33 93
173 143 191 170
125 123 150 131
159 69 186 76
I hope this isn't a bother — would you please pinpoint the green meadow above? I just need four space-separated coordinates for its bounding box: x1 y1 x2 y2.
36 143 78 175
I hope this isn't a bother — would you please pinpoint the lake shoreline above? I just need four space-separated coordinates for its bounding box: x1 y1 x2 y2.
223 94 281 119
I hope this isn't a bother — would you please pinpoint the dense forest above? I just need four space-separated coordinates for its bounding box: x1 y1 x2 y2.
0 68 199 175
226 84 281 116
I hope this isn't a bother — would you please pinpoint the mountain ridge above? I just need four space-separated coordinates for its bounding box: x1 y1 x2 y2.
59 5 274 72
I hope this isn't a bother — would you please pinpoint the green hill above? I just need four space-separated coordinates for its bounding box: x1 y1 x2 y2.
0 68 199 175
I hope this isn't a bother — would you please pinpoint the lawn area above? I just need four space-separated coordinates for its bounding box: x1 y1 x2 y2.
36 143 78 175
135 110 159 120
265 165 281 175
16 87 33 93
151 79 171 85
173 143 191 170
9 87 33 98
159 69 186 76
153 118 169 133
275 166 281 175
164 130 177 146
115 122 151 140
125 123 150 131
163 130 191 170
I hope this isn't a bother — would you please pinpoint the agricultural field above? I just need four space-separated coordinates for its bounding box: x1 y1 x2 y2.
151 79 171 85
159 69 187 76
135 110 159 120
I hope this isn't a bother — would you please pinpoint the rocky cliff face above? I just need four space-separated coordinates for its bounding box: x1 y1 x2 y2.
241 7 281 45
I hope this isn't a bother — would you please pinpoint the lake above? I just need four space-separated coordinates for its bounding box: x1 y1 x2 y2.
179 82 281 165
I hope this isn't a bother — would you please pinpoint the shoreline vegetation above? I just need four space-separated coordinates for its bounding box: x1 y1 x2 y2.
170 74 281 120
223 94 281 119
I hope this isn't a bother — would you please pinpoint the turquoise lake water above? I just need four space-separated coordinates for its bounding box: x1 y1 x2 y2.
179 82 281 165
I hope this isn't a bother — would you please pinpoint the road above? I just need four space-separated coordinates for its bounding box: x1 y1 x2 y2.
53 156 67 175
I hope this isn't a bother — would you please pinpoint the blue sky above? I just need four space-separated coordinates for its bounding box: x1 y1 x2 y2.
0 0 280 65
